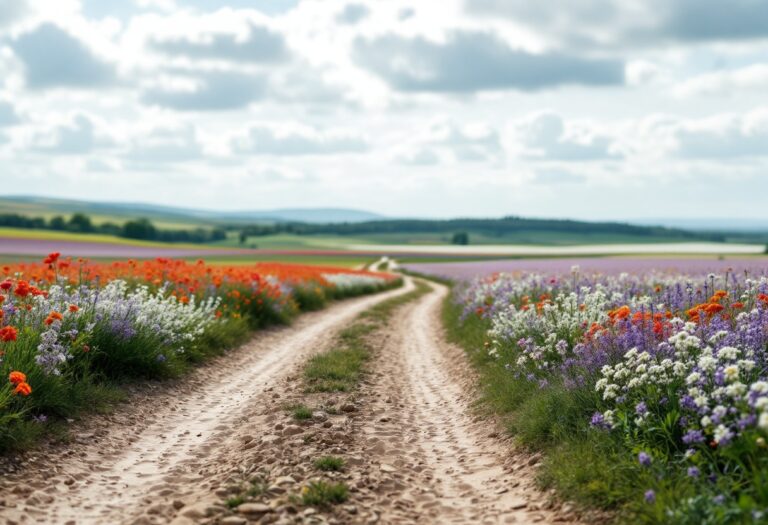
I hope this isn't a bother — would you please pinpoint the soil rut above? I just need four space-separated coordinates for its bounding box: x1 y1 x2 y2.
350 282 571 524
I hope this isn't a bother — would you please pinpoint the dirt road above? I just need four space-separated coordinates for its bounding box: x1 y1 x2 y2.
0 279 576 525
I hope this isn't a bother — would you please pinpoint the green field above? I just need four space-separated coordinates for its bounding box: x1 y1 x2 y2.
0 227 219 249
214 230 724 250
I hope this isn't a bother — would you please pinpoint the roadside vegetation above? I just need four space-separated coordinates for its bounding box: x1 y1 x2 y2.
0 254 398 453
446 269 768 524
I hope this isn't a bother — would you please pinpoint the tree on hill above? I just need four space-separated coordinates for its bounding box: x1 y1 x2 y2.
68 213 94 233
122 218 157 240
451 232 470 245
48 216 67 230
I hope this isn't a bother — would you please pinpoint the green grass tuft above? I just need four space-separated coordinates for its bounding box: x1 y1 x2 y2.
313 456 345 472
290 404 313 421
300 480 349 507
225 495 245 508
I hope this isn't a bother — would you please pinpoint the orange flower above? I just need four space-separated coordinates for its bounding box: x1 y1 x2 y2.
0 326 18 342
13 382 32 396
731 302 745 309
8 371 26 385
68 304 79 313
44 311 64 326
705 303 725 315
609 305 631 321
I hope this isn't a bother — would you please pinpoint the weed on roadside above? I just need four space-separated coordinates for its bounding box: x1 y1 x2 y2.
289 404 313 421
313 456 345 471
300 480 349 507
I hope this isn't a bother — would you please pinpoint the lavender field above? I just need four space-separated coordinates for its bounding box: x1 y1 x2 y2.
405 257 768 280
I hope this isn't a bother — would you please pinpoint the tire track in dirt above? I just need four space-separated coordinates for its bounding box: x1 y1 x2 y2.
0 280 413 525
351 281 577 524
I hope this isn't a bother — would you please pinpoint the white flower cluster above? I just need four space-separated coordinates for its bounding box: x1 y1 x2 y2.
95 280 220 347
321 273 390 290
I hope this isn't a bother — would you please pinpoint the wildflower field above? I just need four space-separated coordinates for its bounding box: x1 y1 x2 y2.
0 253 397 451
450 266 768 524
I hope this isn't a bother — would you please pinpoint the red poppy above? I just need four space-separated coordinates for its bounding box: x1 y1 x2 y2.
0 326 18 342
43 252 61 265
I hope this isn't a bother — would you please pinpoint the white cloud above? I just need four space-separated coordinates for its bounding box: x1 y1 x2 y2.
674 64 768 97
233 124 368 156
125 124 204 164
1 0 768 219
30 113 112 154
514 112 621 161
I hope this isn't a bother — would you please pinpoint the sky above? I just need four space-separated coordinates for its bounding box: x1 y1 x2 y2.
1 0 767 220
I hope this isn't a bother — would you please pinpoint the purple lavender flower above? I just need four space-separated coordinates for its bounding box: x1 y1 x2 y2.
687 466 700 478
644 490 656 503
590 412 611 430
635 402 648 417
682 429 705 444
638 451 652 467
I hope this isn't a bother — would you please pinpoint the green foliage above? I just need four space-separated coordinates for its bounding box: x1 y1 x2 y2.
290 404 313 421
239 216 725 243
304 344 368 392
442 294 768 523
225 495 245 508
122 218 157 240
300 481 349 507
314 456 345 471
68 213 95 233
451 231 470 245
291 283 328 311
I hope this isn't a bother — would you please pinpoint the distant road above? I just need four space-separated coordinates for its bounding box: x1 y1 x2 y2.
347 242 765 256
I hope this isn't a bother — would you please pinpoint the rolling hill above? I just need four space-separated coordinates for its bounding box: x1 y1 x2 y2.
0 196 385 225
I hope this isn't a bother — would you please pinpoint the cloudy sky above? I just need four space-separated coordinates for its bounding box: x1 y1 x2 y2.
1 0 767 220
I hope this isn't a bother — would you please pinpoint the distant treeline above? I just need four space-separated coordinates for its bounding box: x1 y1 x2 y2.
0 212 730 246
0 213 227 244
239 217 727 242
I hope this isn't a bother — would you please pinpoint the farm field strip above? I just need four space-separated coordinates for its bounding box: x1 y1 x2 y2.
404 256 768 280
